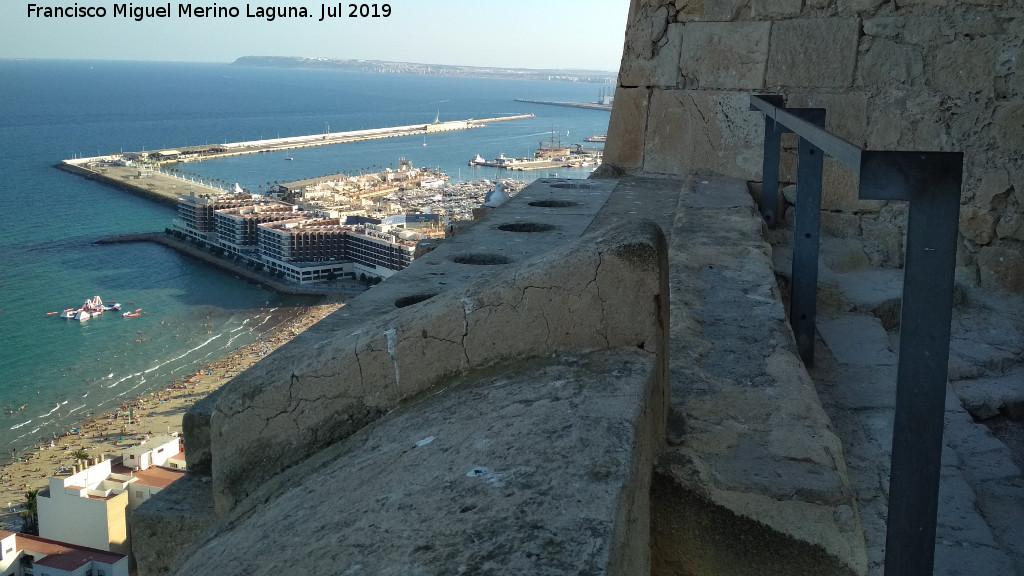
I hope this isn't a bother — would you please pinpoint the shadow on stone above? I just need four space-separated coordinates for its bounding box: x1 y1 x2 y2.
394 293 439 308
452 253 513 265
497 222 557 233
528 200 580 208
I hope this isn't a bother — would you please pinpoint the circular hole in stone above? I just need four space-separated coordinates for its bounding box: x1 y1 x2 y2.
528 200 579 208
551 182 597 189
394 293 439 308
497 222 556 233
453 253 513 265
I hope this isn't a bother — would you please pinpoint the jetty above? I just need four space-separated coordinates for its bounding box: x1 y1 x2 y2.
513 98 612 112
56 115 535 205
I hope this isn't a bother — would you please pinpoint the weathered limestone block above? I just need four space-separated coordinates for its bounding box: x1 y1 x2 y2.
604 87 650 172
962 206 997 246
976 170 1011 209
929 37 997 95
131 475 216 576
766 19 859 88
209 219 669 515
996 39 1024 99
856 38 924 86
978 245 1024 292
788 93 868 145
862 16 904 39
180 388 221 475
866 107 903 149
673 0 749 22
837 0 886 12
619 0 662 86
902 16 954 46
861 203 908 268
654 23 684 86
822 211 862 238
996 210 1024 242
175 349 666 576
820 238 873 272
823 158 883 213
654 175 866 576
993 101 1024 151
751 0 801 18
678 21 771 89
642 89 762 179
961 12 1004 36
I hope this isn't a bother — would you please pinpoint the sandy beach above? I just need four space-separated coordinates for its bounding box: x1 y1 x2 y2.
0 302 343 510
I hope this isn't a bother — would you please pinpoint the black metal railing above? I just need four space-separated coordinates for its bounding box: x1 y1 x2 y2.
750 95 963 576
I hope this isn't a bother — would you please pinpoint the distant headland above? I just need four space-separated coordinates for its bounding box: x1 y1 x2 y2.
231 56 617 83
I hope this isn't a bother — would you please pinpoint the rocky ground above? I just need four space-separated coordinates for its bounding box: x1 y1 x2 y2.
771 229 1024 576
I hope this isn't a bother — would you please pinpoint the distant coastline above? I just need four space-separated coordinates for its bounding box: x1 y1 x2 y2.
232 56 617 83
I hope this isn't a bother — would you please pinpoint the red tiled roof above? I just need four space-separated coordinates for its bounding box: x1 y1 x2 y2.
131 465 185 489
33 545 119 565
11 532 125 566
108 462 185 489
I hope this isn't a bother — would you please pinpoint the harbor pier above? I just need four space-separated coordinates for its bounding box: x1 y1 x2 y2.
56 115 535 204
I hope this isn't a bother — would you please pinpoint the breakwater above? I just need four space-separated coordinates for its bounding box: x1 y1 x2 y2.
57 115 536 205
514 99 612 111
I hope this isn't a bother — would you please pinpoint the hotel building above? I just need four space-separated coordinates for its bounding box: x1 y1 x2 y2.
258 218 416 284
173 194 260 244
215 203 299 258
173 194 421 284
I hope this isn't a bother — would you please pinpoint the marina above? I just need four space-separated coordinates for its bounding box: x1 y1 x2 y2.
56 115 537 205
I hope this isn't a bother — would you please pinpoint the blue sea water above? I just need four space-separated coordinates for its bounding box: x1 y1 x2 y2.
0 59 610 456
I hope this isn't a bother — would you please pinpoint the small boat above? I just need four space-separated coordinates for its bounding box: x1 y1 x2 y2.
122 308 142 318
286 157 294 161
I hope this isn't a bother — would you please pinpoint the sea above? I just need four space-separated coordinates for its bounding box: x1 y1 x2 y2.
0 59 611 459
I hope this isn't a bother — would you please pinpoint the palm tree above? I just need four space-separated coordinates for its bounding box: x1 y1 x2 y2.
72 449 90 468
18 489 40 535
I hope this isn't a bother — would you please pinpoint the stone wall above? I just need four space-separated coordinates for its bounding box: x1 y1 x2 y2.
603 0 1023 292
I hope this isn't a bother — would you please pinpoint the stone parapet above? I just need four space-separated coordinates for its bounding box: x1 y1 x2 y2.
172 349 664 575
654 175 866 576
137 175 864 575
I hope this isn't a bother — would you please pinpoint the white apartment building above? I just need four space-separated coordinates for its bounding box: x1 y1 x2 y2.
36 459 130 554
36 443 185 557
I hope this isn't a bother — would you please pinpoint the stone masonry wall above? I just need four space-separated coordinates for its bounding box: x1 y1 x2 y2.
603 0 1023 292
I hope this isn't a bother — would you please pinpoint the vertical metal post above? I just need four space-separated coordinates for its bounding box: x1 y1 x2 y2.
860 152 963 576
751 95 786 228
789 110 826 366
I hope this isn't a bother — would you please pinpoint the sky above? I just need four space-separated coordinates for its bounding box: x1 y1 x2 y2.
0 0 629 71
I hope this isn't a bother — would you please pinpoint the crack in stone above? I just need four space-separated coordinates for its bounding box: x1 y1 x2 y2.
460 297 472 365
354 338 366 397
593 251 611 348
385 328 400 389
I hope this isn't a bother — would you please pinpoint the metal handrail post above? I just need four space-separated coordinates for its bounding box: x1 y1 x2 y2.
860 151 963 576
750 97 965 575
753 95 786 227
790 109 826 365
